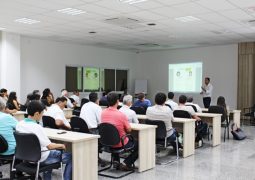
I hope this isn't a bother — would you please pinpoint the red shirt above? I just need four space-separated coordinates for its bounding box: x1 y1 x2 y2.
101 107 130 148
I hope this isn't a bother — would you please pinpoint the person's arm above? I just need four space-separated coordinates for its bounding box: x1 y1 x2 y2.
13 100 20 110
55 112 71 130
5 108 17 114
123 116 131 133
96 107 102 125
132 113 139 124
47 143 66 150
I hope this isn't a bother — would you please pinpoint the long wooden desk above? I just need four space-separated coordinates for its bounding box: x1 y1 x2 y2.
201 108 241 127
136 115 195 158
44 128 99 180
130 123 156 172
196 113 221 146
13 111 26 121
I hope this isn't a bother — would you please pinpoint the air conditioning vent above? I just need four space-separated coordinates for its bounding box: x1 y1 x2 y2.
104 17 146 29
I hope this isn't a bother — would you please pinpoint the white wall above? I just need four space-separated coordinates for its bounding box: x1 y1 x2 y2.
0 32 21 98
137 44 238 109
20 37 138 102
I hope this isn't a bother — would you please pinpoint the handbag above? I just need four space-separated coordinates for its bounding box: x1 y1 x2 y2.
231 123 246 140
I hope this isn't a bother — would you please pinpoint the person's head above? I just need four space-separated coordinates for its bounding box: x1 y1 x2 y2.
137 93 145 101
26 93 33 101
179 95 187 104
30 93 41 101
32 90 40 96
187 96 193 103
41 88 54 105
123 95 133 107
0 88 8 97
155 92 167 105
73 90 79 96
205 77 210 85
89 92 99 104
27 100 45 121
217 96 226 108
55 97 67 110
61 89 68 97
168 92 174 100
8 92 17 101
42 88 51 99
0 98 6 112
107 93 119 107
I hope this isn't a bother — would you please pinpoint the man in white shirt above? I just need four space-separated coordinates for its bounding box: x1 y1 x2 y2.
44 97 71 130
200 77 213 108
70 90 80 107
186 96 202 113
165 92 178 111
61 89 76 109
16 100 72 180
80 92 102 133
175 95 201 120
119 95 139 124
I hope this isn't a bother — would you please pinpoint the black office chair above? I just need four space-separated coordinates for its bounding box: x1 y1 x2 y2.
145 120 179 165
130 106 146 115
98 123 135 179
208 105 229 142
70 116 90 133
72 109 80 116
0 135 14 180
12 132 63 180
165 104 173 110
186 104 197 112
42 116 58 129
80 98 89 107
173 110 192 118
99 100 108 106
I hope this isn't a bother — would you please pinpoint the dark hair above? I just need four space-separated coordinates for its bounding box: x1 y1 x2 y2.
217 96 226 109
168 92 174 99
55 97 67 103
187 96 193 103
107 93 119 106
179 95 187 104
41 88 51 99
155 92 166 105
41 99 50 107
32 90 40 95
27 100 45 116
89 92 98 103
0 88 7 94
137 93 145 100
8 92 17 102
205 77 210 81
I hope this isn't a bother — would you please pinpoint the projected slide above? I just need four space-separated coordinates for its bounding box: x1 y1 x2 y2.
83 67 100 91
169 62 202 93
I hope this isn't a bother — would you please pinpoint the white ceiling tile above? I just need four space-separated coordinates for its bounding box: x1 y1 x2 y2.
227 0 255 8
94 0 140 13
172 2 213 15
195 0 236 11
220 8 254 21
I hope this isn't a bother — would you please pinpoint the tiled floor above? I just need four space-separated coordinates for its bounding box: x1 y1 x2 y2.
1 126 255 180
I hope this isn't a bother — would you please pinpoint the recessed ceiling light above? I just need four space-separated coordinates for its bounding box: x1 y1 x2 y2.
175 16 201 23
15 18 40 24
89 31 97 34
147 23 156 26
119 0 148 5
57 8 86 15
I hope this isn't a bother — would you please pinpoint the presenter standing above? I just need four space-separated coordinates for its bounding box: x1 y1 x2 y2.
200 77 213 108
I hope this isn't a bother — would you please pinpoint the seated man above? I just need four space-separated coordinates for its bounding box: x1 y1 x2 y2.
101 93 138 171
70 90 80 107
186 96 202 113
80 92 102 134
16 100 72 180
44 97 71 130
119 95 139 124
146 92 181 148
165 92 178 111
132 92 151 110
0 99 17 156
61 89 76 109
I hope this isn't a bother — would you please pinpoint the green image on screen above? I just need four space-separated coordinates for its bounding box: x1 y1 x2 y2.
83 67 100 91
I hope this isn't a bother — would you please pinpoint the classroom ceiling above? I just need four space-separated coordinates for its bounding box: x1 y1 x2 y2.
1 0 255 52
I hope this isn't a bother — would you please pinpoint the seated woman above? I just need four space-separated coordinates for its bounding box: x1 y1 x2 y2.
217 96 229 122
6 92 20 111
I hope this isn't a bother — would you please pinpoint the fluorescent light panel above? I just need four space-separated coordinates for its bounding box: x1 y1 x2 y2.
57 8 86 15
15 18 40 24
175 16 201 22
119 0 148 4
0 27 6 30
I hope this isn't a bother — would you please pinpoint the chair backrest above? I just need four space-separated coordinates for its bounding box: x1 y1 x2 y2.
130 106 146 115
13 132 41 162
42 116 58 129
186 104 197 112
208 105 226 122
146 120 166 140
173 110 192 118
70 116 89 133
81 98 89 107
69 97 75 104
0 134 8 153
98 123 120 147
72 109 80 116
165 104 173 110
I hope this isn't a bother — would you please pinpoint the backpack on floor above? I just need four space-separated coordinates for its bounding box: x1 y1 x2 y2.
231 123 246 140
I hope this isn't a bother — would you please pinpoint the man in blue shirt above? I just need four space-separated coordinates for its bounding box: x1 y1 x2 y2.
0 98 17 156
132 92 151 109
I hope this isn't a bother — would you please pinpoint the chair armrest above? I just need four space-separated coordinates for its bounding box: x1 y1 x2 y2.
120 134 134 151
